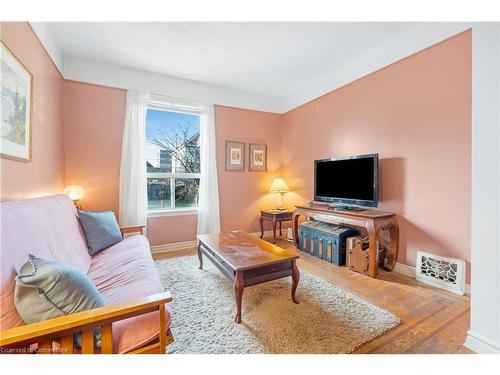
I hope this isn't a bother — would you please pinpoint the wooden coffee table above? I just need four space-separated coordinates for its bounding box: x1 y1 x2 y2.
197 230 300 323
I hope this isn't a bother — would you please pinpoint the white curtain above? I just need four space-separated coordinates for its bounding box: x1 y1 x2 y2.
197 104 221 234
119 90 149 227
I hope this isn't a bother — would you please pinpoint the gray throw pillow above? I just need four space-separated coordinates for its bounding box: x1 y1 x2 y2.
14 255 105 348
78 210 122 256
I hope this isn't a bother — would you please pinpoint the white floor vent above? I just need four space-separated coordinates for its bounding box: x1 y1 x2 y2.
416 250 466 295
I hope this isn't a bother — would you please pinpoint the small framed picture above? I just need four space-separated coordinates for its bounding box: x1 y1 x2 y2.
225 141 245 171
249 143 267 171
1 41 33 162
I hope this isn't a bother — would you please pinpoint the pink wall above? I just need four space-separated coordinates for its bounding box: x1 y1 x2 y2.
215 105 283 233
61 87 283 245
151 106 284 244
63 81 126 213
62 80 199 246
0 22 65 201
3 22 471 277
146 214 198 246
281 31 472 278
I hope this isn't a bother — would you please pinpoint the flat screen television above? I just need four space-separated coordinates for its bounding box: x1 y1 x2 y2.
314 153 379 208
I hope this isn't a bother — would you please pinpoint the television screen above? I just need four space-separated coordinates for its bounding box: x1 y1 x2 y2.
314 154 378 207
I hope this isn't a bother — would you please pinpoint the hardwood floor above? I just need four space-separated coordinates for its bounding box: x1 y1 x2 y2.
153 236 473 354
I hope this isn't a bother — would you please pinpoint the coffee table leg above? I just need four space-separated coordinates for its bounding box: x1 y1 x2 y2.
291 260 300 304
234 271 244 323
197 242 203 269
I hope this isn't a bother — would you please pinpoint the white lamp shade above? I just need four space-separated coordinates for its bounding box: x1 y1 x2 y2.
64 185 85 201
269 178 289 193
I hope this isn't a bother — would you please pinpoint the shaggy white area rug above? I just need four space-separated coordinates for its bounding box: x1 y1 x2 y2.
156 255 400 354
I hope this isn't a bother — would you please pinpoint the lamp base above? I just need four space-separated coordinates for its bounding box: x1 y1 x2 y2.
274 193 287 211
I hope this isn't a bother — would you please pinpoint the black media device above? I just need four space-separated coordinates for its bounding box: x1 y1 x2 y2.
314 153 379 210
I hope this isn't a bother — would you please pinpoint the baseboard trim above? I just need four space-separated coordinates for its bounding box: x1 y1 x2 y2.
464 331 500 354
150 240 198 253
250 230 295 242
393 262 417 278
250 230 274 238
393 262 471 296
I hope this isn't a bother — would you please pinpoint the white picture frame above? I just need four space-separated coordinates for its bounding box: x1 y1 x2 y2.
225 140 245 171
1 40 33 162
249 143 267 171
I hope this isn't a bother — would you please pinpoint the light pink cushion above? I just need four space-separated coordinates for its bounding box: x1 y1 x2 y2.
87 235 171 353
1 195 170 353
0 194 91 331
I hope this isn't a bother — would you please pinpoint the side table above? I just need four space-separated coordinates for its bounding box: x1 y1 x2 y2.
259 210 293 244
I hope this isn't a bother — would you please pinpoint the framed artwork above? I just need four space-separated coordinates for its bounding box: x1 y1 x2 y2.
225 141 245 171
249 143 267 171
1 41 33 162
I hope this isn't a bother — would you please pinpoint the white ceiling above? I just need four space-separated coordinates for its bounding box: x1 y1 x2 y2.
45 22 417 99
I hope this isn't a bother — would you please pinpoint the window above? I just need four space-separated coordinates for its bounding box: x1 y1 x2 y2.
145 98 200 212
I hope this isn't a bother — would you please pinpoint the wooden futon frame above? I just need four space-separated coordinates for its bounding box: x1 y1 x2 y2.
0 226 174 354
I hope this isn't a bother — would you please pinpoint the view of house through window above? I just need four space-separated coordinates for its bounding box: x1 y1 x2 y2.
145 107 201 211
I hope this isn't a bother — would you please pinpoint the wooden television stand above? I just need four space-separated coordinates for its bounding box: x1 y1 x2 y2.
292 204 399 278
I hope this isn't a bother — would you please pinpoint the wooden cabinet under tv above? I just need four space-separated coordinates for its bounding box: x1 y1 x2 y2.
292 204 399 278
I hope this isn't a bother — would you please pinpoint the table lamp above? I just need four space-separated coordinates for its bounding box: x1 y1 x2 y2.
269 178 289 211
63 184 84 210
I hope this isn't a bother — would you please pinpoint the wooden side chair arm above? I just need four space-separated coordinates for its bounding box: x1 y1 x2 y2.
120 225 146 236
0 291 172 353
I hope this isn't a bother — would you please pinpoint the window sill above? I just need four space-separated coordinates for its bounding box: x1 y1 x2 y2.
147 208 199 218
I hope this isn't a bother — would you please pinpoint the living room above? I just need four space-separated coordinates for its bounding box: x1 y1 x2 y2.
1 0 499 372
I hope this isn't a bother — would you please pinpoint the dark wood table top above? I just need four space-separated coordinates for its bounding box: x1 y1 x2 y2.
197 230 299 271
260 210 293 219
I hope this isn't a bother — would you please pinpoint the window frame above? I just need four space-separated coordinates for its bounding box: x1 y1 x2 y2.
145 96 202 216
